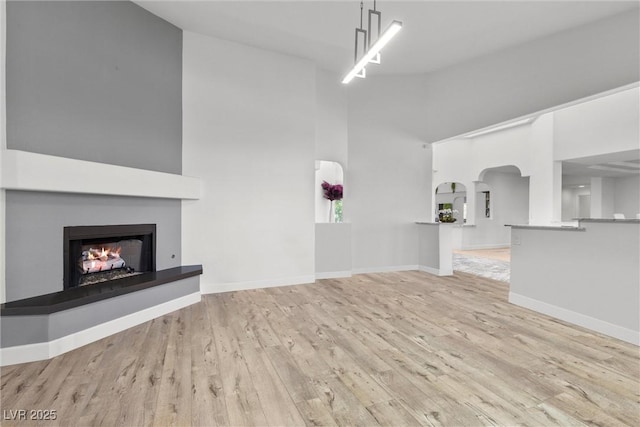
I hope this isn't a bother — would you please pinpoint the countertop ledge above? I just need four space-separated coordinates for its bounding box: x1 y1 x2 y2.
506 224 586 231
576 218 640 224
415 221 472 225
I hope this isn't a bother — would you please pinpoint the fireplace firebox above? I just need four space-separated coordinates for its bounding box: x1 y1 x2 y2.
63 224 156 289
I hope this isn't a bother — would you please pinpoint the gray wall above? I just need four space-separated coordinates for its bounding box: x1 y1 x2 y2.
510 221 639 339
5 191 181 301
418 224 440 271
614 176 640 218
422 10 640 143
315 223 352 275
347 80 432 272
4 1 184 302
6 0 182 174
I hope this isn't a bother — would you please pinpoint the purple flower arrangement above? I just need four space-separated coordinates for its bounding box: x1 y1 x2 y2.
321 181 343 222
321 181 343 201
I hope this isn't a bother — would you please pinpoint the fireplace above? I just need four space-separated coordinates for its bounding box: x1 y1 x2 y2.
3 220 200 365
63 224 156 289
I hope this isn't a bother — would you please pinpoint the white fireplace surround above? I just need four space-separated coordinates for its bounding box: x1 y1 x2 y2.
0 149 201 200
0 148 202 305
0 149 203 365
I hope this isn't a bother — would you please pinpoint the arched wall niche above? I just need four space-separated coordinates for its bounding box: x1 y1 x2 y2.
315 160 344 223
435 181 467 223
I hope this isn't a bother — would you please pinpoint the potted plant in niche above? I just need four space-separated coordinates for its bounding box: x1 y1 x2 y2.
438 203 458 223
321 181 343 223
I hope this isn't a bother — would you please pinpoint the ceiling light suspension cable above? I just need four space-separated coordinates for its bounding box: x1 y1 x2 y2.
342 0 403 84
368 0 381 64
354 1 366 66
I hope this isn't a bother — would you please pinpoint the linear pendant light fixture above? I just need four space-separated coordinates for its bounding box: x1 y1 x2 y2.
342 1 403 84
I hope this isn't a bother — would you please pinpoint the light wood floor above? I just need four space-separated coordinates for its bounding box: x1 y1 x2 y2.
453 248 511 262
2 271 638 426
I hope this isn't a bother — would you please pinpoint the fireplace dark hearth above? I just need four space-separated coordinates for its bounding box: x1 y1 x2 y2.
63 224 156 289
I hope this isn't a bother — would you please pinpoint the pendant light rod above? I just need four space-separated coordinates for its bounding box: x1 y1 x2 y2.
354 1 367 65
342 19 402 84
368 0 382 64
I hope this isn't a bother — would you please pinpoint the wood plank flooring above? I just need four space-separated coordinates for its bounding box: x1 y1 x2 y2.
453 248 511 262
2 271 639 426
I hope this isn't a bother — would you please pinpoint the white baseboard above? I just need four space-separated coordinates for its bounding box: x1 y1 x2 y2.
509 292 639 346
315 271 352 280
0 341 49 367
352 265 419 275
0 292 202 366
418 265 453 276
200 275 315 294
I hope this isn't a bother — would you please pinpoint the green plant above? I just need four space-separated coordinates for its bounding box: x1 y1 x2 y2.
334 200 343 223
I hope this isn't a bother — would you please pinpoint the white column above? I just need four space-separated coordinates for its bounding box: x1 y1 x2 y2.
466 182 477 225
431 177 438 222
601 178 615 219
552 161 563 223
590 177 615 219
438 224 453 276
1 0 7 303
423 143 433 222
527 113 557 225
591 177 603 218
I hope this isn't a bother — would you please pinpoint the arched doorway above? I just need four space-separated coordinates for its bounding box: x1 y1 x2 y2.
452 165 530 282
475 165 529 245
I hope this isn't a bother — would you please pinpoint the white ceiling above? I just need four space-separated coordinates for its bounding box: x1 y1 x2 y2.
137 0 639 184
563 149 640 179
136 0 639 75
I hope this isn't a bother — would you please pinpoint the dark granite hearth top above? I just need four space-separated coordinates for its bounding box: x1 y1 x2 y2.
1 265 202 316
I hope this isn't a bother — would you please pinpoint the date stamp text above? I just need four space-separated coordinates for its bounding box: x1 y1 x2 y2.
2 409 57 421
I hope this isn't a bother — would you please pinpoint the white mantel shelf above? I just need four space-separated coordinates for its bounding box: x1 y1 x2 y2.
1 149 201 200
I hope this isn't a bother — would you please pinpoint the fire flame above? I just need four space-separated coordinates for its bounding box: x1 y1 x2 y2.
86 246 121 261
82 245 125 274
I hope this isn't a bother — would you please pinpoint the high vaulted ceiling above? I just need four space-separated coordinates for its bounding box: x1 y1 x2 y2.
136 0 639 76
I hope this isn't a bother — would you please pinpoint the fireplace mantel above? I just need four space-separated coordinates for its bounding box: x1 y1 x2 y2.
0 149 201 200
